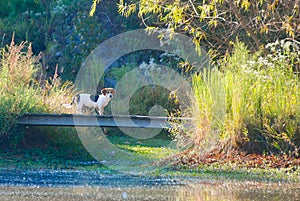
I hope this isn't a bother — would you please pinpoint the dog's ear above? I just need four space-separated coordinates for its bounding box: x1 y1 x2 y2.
111 89 116 95
101 88 107 95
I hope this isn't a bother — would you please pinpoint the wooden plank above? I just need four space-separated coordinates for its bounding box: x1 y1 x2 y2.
16 114 192 128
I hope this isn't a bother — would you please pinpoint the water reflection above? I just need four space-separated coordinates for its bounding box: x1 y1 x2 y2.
0 182 299 201
177 182 300 201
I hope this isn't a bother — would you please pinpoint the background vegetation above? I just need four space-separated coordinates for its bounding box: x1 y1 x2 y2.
0 0 299 163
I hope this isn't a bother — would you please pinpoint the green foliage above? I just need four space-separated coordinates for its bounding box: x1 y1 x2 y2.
0 0 101 80
0 0 41 18
54 0 140 81
192 39 300 155
107 60 179 116
0 0 67 51
128 85 178 116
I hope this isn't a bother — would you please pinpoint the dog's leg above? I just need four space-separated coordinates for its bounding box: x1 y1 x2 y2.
76 103 83 114
94 108 100 115
103 127 108 134
98 107 104 115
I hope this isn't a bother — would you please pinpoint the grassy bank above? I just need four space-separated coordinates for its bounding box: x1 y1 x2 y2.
0 135 299 183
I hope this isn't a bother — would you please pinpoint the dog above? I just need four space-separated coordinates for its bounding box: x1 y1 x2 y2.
63 88 116 115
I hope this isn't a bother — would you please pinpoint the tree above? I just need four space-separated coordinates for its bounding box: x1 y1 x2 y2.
93 0 300 54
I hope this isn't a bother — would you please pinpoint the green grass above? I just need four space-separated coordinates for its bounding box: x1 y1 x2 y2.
164 164 300 183
117 144 177 160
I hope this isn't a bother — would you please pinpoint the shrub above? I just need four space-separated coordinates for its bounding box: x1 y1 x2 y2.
0 37 74 147
192 39 300 156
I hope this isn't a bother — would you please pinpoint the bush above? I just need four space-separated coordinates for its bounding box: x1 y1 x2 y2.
192 39 300 156
0 37 74 148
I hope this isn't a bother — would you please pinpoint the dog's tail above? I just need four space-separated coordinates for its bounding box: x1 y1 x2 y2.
62 96 75 109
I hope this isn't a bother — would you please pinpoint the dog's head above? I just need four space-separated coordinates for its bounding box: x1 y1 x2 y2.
101 88 116 99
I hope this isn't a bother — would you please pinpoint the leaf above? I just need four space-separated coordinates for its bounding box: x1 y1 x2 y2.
89 0 101 16
241 0 251 11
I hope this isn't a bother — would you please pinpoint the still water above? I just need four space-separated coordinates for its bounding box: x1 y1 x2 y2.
0 169 299 201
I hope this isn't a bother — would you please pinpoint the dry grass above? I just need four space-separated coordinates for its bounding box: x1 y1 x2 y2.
0 36 74 138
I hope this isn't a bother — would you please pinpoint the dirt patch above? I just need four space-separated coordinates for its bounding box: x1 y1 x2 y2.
168 149 300 169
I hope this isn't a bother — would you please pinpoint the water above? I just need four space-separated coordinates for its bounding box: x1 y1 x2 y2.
0 169 299 201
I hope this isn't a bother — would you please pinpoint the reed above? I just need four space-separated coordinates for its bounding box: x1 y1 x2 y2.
192 40 300 155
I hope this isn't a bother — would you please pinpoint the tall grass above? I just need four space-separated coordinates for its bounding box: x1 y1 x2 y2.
192 40 300 155
0 37 74 145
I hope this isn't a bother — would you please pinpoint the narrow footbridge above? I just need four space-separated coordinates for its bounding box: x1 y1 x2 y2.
17 114 192 129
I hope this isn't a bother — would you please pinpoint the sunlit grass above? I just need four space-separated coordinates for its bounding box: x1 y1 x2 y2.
191 40 300 154
117 144 178 160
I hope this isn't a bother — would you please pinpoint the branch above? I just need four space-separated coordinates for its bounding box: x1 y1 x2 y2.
188 0 200 16
226 0 264 52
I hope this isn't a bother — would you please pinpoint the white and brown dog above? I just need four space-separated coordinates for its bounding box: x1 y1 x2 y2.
63 88 116 115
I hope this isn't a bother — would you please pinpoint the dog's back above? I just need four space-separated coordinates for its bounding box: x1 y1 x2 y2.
62 94 80 108
62 88 115 114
